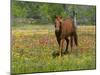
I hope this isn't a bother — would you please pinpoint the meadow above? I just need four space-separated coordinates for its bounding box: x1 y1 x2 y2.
11 25 96 74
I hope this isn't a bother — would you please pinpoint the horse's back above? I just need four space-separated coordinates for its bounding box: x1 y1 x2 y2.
62 18 74 34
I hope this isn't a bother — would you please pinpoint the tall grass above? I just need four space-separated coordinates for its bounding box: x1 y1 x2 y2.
11 25 96 74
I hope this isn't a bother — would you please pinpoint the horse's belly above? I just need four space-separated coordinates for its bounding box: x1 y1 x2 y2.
61 27 73 38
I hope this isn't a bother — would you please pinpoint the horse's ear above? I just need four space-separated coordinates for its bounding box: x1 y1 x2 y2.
60 16 62 19
55 15 57 18
55 15 62 19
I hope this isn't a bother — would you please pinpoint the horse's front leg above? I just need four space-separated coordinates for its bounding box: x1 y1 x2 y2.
55 31 60 46
64 38 69 54
56 37 60 46
59 39 64 56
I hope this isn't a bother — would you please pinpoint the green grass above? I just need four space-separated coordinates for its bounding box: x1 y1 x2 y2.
11 25 96 74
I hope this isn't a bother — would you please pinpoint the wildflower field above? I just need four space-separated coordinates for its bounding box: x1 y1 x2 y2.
11 25 96 74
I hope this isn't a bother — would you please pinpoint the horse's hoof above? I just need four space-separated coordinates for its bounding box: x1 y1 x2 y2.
63 51 69 55
52 51 64 57
52 51 59 58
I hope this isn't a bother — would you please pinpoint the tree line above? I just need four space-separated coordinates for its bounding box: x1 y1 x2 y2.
12 0 96 25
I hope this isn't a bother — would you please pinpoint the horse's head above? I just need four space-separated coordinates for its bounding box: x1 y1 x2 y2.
55 16 62 31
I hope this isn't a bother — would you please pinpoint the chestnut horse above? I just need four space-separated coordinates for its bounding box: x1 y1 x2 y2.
54 16 78 56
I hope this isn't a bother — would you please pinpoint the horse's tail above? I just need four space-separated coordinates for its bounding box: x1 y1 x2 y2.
73 31 78 46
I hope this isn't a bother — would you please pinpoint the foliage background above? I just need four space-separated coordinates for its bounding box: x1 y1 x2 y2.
12 0 96 25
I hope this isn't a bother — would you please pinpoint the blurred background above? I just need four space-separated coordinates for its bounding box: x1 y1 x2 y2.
12 0 96 26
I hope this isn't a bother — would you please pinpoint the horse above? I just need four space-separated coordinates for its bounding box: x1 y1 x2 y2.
54 16 78 56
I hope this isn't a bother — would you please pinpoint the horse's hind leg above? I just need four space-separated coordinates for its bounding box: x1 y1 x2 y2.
70 36 73 52
64 38 69 54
